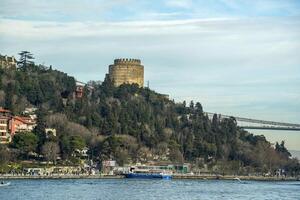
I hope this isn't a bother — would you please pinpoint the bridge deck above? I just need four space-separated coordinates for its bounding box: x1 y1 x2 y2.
240 126 300 131
205 112 300 131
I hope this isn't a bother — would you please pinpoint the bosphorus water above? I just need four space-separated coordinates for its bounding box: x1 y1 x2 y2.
0 179 299 200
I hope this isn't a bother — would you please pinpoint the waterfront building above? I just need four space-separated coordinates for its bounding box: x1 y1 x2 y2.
107 58 144 87
22 166 84 176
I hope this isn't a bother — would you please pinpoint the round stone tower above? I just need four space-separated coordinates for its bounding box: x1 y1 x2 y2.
108 58 144 87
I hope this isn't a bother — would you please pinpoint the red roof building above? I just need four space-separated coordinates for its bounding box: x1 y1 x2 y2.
10 116 36 136
0 108 37 144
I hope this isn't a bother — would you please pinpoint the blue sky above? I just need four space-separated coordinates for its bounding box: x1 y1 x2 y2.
0 0 300 150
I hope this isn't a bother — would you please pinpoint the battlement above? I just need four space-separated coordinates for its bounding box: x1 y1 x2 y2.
114 58 141 65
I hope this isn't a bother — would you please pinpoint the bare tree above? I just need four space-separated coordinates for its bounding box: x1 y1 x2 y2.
169 148 184 164
138 147 152 162
42 142 60 165
0 90 5 106
0 144 11 166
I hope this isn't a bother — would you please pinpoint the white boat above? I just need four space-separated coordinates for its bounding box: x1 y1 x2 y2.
0 182 10 187
233 177 241 182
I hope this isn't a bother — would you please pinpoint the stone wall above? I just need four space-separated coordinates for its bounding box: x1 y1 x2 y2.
108 58 144 87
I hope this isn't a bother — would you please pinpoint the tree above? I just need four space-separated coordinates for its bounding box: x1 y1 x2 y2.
115 149 129 166
42 142 60 165
156 142 168 155
169 148 184 164
275 141 291 159
0 144 10 165
34 108 47 153
0 144 11 173
59 135 71 159
11 133 38 158
212 114 219 132
189 101 194 110
195 102 203 113
70 136 86 152
4 82 14 112
18 51 34 68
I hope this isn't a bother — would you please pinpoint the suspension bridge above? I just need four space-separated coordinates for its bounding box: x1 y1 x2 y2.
205 112 300 131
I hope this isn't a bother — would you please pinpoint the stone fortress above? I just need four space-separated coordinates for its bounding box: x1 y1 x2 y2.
108 58 144 87
0 54 17 69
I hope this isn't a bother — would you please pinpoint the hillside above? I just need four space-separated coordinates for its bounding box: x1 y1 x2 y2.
0 59 299 176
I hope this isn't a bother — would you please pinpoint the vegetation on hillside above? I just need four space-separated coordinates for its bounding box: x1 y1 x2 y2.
0 54 299 176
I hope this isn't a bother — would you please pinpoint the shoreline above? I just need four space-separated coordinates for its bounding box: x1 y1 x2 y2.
1 174 299 181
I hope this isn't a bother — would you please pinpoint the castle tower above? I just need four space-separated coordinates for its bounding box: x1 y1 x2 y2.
108 58 144 87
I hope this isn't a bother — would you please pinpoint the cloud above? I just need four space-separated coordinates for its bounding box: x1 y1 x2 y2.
1 0 300 22
1 18 239 39
0 0 134 21
1 17 299 79
165 0 193 9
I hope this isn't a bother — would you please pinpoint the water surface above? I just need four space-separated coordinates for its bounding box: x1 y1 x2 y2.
0 179 299 200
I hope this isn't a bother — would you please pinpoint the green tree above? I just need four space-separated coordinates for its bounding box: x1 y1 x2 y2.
34 108 47 153
0 144 10 165
0 144 11 173
275 141 291 159
18 51 34 68
59 135 72 159
70 136 86 152
4 82 14 112
195 102 203 114
212 114 219 132
11 132 38 158
115 149 129 166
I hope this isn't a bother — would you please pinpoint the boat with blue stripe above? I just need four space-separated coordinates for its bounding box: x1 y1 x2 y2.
124 166 172 179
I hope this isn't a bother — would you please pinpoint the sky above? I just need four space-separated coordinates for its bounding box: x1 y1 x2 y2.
0 0 300 151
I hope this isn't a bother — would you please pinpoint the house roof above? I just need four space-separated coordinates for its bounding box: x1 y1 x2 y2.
0 108 11 113
13 116 36 124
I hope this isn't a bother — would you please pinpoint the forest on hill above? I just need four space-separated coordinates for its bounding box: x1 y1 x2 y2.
0 55 299 176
